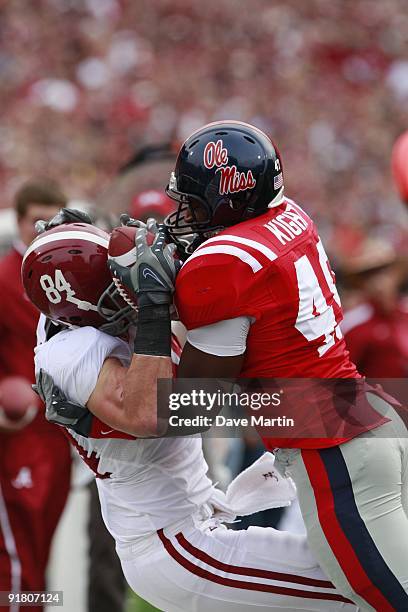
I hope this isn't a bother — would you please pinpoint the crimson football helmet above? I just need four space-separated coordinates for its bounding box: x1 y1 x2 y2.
21 223 137 335
165 120 284 256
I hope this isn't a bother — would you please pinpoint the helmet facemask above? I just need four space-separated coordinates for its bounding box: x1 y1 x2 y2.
165 173 230 258
97 281 138 336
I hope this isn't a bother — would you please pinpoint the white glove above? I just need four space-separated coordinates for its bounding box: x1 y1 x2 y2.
226 452 297 516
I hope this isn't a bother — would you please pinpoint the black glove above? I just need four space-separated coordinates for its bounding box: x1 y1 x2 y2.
34 369 92 436
108 223 182 309
35 208 94 234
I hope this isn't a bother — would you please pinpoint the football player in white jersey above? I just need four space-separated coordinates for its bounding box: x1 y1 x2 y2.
22 217 355 611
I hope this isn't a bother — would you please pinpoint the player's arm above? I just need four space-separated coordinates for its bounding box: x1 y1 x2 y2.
178 316 250 378
84 356 171 437
108 223 180 436
178 343 244 377
35 348 170 438
121 354 172 436
175 257 254 380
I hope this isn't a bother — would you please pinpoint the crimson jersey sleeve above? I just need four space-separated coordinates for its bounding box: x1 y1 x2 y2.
175 250 264 331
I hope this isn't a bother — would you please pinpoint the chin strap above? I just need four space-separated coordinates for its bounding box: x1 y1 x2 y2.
267 187 285 208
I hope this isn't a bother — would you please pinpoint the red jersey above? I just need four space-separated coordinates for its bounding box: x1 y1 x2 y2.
343 300 408 378
0 247 39 382
176 198 387 449
0 246 54 432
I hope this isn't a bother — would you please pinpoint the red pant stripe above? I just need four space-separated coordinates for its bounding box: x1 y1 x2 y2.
302 449 394 611
176 532 335 589
158 529 352 604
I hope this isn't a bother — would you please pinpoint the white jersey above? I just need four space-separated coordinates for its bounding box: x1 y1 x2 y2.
34 326 214 543
34 326 357 612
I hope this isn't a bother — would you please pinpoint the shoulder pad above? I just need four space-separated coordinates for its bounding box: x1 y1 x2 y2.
175 241 262 330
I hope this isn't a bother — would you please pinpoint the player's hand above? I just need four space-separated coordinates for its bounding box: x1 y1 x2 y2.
34 369 90 428
108 225 182 308
119 214 160 235
119 213 146 229
35 208 94 234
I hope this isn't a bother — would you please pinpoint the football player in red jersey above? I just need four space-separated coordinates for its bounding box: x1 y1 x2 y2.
0 181 72 612
109 121 408 610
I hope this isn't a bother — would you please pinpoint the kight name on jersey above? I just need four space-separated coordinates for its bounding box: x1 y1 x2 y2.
264 206 308 245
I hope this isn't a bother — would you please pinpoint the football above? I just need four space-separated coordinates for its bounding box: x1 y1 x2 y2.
0 376 39 421
108 225 155 309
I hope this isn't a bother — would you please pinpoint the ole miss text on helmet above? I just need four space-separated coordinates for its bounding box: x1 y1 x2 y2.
165 120 284 257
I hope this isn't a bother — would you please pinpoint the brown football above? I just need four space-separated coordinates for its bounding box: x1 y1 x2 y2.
108 226 155 309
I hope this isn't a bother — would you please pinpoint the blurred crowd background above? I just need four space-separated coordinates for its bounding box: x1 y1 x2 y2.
1 0 408 262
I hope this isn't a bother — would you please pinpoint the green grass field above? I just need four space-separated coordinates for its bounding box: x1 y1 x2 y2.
126 590 161 612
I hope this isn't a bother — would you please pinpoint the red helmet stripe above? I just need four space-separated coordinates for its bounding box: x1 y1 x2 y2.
23 230 109 262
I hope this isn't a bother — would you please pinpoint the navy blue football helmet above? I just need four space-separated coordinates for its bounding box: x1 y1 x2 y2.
165 120 284 255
